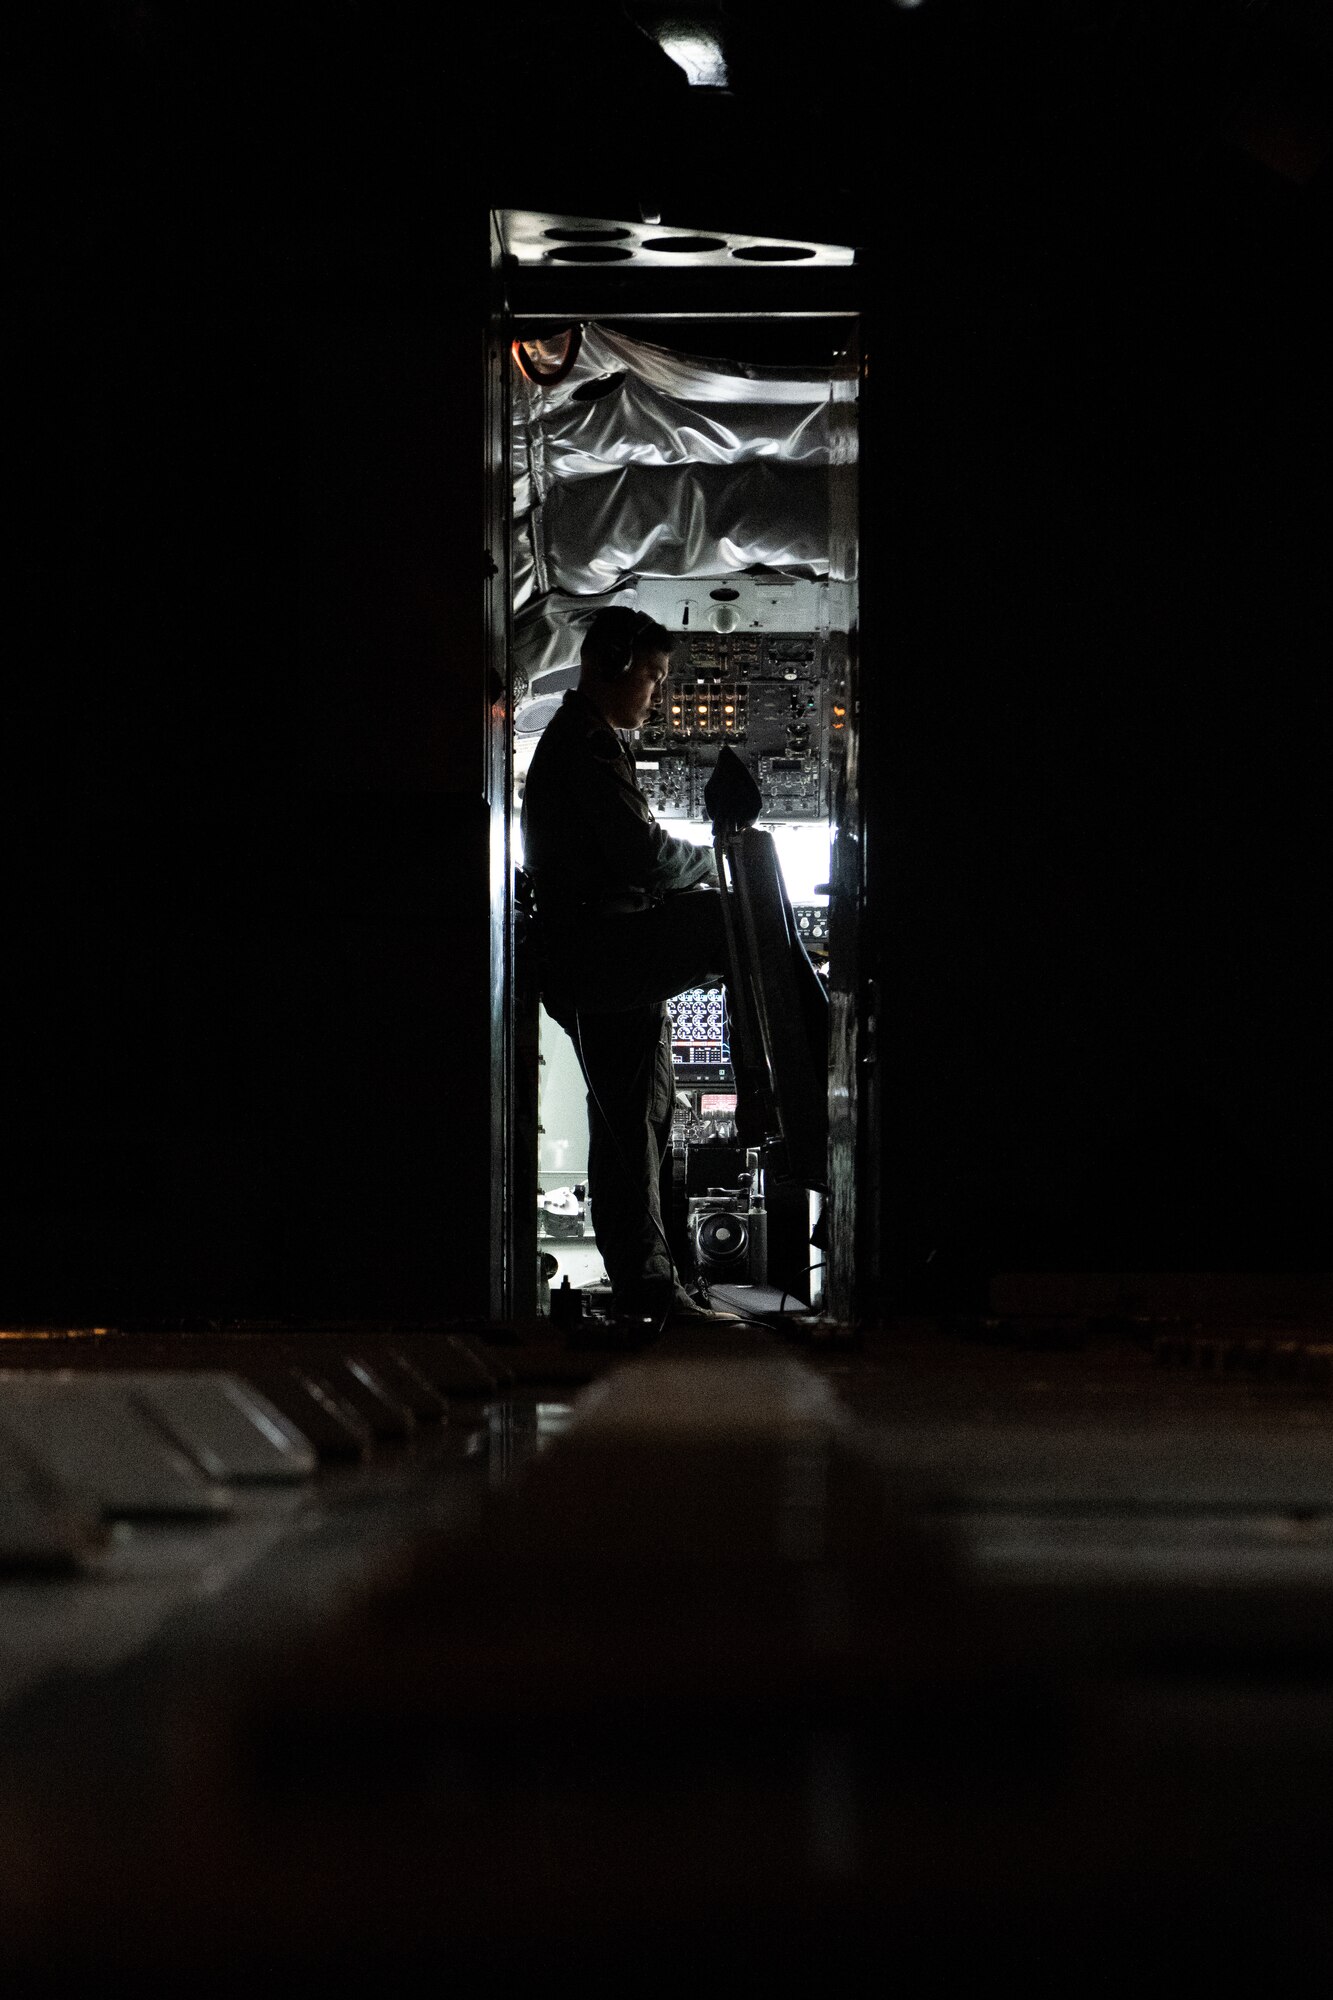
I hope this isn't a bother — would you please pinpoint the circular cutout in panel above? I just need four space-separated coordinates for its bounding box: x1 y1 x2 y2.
543 226 633 241
708 586 741 601
641 235 728 254
546 243 634 261
731 243 817 261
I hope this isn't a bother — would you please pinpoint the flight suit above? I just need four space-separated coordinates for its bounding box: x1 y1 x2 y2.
522 688 728 1316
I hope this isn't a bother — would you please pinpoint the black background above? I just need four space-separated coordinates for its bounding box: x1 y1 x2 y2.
10 2 1329 1322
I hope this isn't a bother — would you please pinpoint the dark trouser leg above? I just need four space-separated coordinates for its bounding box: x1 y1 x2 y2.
571 893 825 1062
578 1003 678 1315
568 893 730 1012
544 886 830 1261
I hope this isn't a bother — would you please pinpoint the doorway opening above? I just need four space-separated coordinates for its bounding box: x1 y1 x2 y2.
495 222 863 1329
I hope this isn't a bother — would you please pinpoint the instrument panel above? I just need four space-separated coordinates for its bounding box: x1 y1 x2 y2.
634 631 844 822
667 986 733 1086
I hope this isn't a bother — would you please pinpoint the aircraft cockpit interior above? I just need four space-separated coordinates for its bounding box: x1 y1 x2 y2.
508 307 859 1325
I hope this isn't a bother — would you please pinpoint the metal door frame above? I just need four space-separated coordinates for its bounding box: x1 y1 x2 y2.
488 210 872 1326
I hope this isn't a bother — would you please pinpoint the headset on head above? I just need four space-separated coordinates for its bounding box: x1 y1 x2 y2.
589 607 656 678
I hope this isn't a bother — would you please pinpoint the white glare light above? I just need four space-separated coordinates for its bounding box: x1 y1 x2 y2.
658 32 729 88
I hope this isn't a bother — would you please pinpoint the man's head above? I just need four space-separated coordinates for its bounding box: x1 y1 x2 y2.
579 608 672 731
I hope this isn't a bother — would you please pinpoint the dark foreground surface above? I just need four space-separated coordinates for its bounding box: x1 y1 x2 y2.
4 1312 1333 1991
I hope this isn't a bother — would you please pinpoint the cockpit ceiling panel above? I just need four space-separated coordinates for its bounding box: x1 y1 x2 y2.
515 579 830 693
499 210 855 271
499 212 858 315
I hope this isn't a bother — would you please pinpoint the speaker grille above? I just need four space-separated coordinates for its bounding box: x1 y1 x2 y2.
696 1211 749 1267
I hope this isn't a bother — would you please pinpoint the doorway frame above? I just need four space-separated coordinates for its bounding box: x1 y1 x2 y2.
486 213 873 1326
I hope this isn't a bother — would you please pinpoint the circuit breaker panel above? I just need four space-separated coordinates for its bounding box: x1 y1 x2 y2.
632 632 846 822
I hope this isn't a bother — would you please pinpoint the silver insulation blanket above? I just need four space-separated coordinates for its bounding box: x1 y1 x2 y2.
541 462 828 595
512 322 836 617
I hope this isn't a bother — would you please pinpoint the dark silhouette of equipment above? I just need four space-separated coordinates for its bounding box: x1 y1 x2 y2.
705 745 828 1191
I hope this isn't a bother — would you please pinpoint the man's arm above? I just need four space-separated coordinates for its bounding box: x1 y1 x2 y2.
586 730 715 898
644 821 715 896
